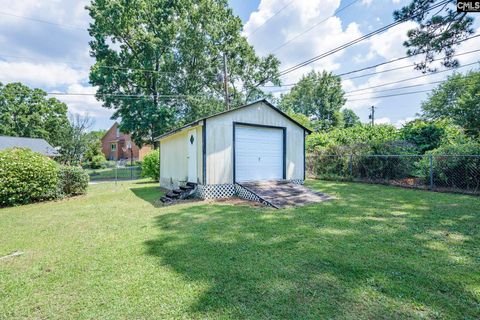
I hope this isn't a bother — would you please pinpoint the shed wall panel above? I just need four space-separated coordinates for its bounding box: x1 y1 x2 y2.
160 125 202 189
205 102 304 184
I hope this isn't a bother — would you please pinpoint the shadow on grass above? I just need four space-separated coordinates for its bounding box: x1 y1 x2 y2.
144 181 480 319
130 184 164 206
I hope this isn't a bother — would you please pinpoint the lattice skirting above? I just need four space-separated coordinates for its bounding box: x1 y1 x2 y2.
195 180 305 204
196 184 236 199
235 184 274 207
290 179 304 185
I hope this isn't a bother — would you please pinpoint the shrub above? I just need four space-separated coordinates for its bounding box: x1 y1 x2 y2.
308 141 419 181
103 160 117 168
352 141 419 180
419 142 480 190
307 124 399 152
90 154 107 169
141 149 159 181
400 119 468 153
57 166 89 197
0 148 59 206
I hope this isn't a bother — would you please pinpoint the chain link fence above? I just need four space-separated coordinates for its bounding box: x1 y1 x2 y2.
307 154 480 195
87 162 142 182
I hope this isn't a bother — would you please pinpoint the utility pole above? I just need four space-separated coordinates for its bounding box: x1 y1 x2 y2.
368 105 375 126
222 52 230 110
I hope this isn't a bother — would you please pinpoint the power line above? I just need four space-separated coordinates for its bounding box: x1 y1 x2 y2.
0 10 171 48
271 0 361 53
260 43 480 88
345 80 443 97
262 57 479 97
0 10 87 30
277 0 449 77
344 61 479 94
345 74 480 98
343 48 480 81
248 1 295 36
347 89 433 101
0 53 179 75
46 92 203 98
337 34 480 77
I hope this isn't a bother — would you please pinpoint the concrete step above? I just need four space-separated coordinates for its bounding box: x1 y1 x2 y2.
166 191 180 199
160 196 173 203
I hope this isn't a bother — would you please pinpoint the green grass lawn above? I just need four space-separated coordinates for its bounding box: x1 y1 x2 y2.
1 180 479 319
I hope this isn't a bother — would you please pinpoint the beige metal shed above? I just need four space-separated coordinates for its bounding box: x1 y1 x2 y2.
156 99 312 199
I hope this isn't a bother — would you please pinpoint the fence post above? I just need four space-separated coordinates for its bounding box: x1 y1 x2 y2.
429 154 434 190
115 163 118 185
349 154 353 177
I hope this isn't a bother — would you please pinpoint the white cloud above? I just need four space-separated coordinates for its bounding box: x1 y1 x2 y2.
54 84 112 119
343 23 480 113
0 0 90 27
0 0 113 129
366 21 418 60
0 62 86 87
375 117 391 125
395 117 415 128
243 0 363 84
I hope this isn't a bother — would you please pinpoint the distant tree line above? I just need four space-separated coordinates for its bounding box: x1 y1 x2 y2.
0 82 106 166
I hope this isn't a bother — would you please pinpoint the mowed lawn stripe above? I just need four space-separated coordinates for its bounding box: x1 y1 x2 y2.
0 180 479 319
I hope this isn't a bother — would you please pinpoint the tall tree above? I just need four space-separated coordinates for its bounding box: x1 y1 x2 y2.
0 82 69 147
87 0 280 147
421 71 480 137
57 114 95 165
280 71 346 131
342 108 360 128
394 0 475 72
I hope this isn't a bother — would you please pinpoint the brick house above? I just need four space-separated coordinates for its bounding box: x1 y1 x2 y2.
101 122 153 161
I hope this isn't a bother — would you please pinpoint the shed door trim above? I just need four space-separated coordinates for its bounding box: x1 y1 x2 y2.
187 129 197 183
233 122 286 183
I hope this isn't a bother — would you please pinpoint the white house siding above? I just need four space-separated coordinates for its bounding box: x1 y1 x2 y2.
205 101 305 185
159 124 203 189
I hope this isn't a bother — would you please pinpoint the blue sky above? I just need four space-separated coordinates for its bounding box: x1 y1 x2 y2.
0 0 478 130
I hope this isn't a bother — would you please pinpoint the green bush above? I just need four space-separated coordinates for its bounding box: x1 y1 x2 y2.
308 141 419 181
420 142 480 190
57 166 89 197
141 149 159 181
0 148 59 206
352 141 419 180
307 124 399 152
90 154 107 169
400 119 468 153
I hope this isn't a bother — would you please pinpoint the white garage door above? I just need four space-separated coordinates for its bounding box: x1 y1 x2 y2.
235 124 284 182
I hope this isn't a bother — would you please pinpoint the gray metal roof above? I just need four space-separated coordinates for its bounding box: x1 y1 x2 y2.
156 99 313 141
0 136 60 157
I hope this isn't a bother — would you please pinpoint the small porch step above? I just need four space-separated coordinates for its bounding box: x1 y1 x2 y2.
161 183 198 204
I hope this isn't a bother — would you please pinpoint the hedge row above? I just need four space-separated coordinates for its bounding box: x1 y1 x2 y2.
307 141 480 191
0 148 89 207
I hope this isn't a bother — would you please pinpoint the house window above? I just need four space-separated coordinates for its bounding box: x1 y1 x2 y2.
111 143 116 151
116 128 120 137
